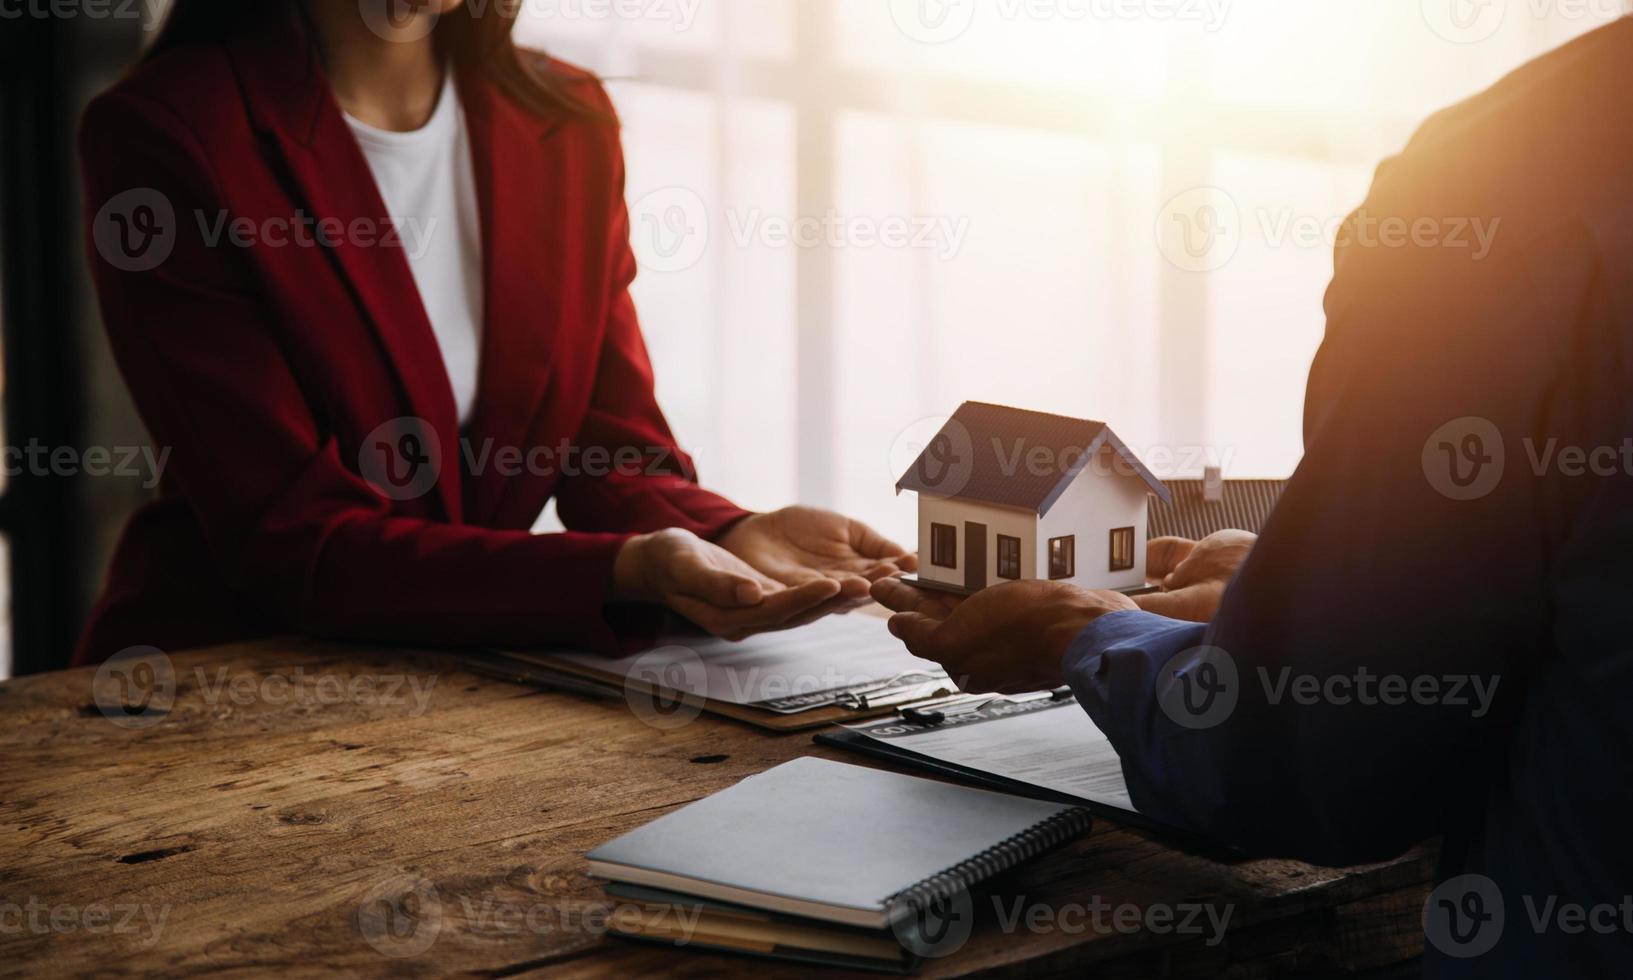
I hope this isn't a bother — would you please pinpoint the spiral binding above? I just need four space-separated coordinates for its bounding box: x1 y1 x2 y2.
882 806 1095 916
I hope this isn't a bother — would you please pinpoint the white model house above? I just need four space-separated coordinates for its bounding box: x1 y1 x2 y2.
896 402 1170 594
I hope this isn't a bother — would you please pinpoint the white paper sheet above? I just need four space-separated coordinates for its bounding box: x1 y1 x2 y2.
552 614 949 709
844 697 1135 814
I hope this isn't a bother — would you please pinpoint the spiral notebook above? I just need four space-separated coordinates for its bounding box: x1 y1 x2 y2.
586 757 1093 931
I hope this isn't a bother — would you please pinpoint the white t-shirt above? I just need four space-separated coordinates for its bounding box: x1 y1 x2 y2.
344 71 484 426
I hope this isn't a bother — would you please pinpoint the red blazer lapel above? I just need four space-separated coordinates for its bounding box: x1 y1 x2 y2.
227 12 464 522
459 70 571 526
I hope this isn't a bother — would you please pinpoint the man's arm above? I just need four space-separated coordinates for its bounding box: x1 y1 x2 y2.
1062 166 1589 864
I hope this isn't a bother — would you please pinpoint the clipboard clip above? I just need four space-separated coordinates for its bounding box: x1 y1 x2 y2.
897 687 1074 726
829 672 951 712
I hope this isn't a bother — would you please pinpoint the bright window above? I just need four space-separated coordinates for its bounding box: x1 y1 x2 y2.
1110 527 1136 572
516 2 1622 546
996 534 1021 580
1049 535 1076 580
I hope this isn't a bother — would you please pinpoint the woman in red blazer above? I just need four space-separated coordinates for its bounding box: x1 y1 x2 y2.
74 0 912 665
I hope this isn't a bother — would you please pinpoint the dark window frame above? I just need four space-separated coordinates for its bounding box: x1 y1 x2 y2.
1048 535 1076 580
1109 526 1136 572
930 523 957 568
996 534 1021 580
1 12 106 675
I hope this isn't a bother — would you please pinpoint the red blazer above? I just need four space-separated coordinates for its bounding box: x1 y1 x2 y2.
74 15 748 665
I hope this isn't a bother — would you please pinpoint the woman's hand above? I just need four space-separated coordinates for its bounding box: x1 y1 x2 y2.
871 577 1136 694
717 506 916 602
1133 530 1258 622
612 528 842 640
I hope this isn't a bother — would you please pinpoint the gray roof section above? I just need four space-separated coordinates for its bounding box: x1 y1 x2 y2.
1147 479 1288 540
894 402 1171 515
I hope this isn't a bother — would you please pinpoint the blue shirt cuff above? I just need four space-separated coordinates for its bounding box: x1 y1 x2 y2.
1061 609 1208 731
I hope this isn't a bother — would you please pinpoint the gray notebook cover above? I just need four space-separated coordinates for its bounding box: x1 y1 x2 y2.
587 757 1087 924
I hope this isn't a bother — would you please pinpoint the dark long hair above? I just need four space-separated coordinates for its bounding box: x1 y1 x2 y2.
143 0 600 120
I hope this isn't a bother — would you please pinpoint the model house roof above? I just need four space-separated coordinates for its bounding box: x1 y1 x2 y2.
1148 478 1287 540
895 401 1171 514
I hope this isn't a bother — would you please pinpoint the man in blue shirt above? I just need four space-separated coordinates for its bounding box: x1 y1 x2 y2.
874 19 1633 977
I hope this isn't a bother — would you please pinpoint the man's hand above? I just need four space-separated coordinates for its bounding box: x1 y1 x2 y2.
1134 530 1257 622
613 528 842 640
870 577 1136 694
718 506 915 604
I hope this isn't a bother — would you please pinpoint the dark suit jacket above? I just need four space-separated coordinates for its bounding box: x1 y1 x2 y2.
75 12 747 665
1063 20 1633 977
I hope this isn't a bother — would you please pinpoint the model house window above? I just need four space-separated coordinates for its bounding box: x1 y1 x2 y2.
1109 527 1136 572
930 523 957 568
1048 536 1075 580
996 535 1021 580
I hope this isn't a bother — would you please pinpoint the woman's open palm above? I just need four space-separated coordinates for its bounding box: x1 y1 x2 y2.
718 506 916 601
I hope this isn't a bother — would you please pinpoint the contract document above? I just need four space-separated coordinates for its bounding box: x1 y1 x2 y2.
819 694 1141 821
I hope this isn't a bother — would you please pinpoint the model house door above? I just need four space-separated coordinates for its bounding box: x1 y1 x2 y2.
964 522 988 591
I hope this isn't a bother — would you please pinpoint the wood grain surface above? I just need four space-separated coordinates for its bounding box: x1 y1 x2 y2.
0 638 1435 978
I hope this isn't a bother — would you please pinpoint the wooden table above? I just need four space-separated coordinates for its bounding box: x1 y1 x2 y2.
0 639 1435 977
